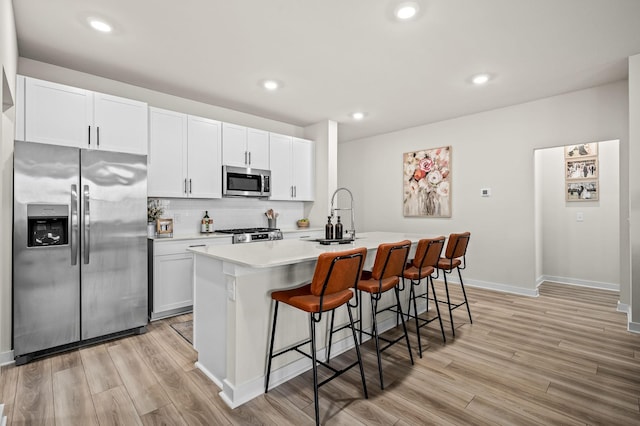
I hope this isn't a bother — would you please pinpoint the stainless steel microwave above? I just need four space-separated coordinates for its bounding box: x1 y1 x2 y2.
222 165 271 197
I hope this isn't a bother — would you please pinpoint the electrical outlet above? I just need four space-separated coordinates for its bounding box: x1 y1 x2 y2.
481 188 491 197
576 212 584 222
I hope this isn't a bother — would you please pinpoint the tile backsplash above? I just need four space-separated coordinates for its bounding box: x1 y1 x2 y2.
150 197 305 236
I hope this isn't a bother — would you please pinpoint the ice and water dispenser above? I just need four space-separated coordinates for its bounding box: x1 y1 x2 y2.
26 204 69 247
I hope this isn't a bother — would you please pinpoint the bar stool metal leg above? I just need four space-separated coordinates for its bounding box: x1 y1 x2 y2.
265 300 279 393
409 283 423 358
395 285 414 366
370 296 384 389
326 309 336 362
309 313 320 426
443 273 455 337
429 276 446 343
347 304 368 399
458 268 473 323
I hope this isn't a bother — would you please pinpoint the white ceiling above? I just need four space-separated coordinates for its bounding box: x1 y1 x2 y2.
12 0 640 142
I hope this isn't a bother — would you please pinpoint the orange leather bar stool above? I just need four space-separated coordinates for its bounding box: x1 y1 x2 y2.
356 240 413 390
265 247 368 426
403 236 447 357
437 232 472 337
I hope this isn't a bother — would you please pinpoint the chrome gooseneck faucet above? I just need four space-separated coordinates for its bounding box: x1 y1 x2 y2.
330 187 355 240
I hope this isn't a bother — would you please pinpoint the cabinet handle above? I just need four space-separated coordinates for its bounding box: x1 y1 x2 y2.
294 186 297 198
248 151 251 165
290 186 293 197
189 244 206 248
184 178 188 194
97 126 100 147
244 151 248 165
88 125 91 146
189 179 192 194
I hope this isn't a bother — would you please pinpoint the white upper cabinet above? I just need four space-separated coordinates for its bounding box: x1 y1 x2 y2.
291 137 314 200
24 77 92 148
222 123 269 169
93 92 148 155
148 108 188 198
269 133 293 200
148 107 222 198
269 133 314 201
19 76 148 155
187 115 222 199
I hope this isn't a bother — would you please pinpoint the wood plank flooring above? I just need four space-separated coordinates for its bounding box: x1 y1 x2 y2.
1 281 639 425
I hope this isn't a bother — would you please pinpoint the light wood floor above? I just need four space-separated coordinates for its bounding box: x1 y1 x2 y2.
1 281 639 425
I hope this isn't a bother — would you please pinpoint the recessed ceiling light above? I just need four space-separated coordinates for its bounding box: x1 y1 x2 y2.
395 2 419 20
471 73 491 85
262 80 280 91
88 18 112 33
351 112 366 120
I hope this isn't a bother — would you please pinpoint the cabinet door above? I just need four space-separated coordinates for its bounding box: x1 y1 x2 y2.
153 253 194 314
247 128 270 169
187 115 222 198
269 133 293 200
94 92 148 155
148 108 188 197
292 138 315 201
25 77 93 148
222 123 248 167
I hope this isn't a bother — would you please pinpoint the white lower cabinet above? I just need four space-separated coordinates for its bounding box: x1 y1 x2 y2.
150 237 231 320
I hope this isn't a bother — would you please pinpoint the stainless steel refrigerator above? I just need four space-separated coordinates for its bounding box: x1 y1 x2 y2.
13 141 148 364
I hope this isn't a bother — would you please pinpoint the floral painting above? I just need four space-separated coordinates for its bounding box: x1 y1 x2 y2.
403 146 451 217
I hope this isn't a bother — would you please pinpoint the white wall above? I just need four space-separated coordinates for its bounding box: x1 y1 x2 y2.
338 81 629 296
0 0 17 359
629 54 640 330
538 141 620 289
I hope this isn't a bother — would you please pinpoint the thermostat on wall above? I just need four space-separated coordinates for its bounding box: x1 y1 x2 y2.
481 188 491 197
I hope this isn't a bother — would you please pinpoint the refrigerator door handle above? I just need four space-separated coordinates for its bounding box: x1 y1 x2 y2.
83 185 90 264
70 184 78 265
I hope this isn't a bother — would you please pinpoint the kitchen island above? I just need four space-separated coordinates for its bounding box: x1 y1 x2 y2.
188 231 425 408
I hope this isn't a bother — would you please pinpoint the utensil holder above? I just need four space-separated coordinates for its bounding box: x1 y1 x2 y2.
268 218 277 229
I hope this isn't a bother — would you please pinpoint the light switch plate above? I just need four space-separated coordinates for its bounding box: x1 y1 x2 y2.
576 212 584 222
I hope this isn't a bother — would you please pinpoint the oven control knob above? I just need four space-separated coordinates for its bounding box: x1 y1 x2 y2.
237 234 247 242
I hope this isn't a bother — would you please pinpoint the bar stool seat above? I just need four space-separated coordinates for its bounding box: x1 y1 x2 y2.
271 285 353 312
265 247 368 426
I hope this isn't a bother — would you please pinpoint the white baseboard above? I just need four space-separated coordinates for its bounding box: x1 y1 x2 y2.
440 275 539 297
0 350 14 367
617 301 630 314
628 321 640 334
539 275 619 291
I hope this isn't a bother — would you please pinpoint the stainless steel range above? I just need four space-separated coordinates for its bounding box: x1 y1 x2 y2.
216 227 283 244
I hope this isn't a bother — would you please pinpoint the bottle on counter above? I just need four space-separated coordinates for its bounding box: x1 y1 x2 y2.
335 216 343 239
201 211 212 233
325 216 334 240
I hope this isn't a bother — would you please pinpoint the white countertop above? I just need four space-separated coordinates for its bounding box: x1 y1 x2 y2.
188 231 426 268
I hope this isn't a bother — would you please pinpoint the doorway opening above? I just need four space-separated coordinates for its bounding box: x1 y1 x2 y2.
534 140 620 291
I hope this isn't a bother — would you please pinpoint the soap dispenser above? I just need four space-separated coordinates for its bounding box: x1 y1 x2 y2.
335 216 343 239
325 216 334 240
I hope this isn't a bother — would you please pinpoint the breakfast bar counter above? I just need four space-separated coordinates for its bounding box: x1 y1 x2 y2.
188 232 424 408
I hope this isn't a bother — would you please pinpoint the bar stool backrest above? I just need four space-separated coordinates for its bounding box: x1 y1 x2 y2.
412 236 446 269
370 240 411 280
310 247 367 296
444 232 470 260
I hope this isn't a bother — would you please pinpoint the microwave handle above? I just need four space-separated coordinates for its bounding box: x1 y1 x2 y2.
263 175 270 194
